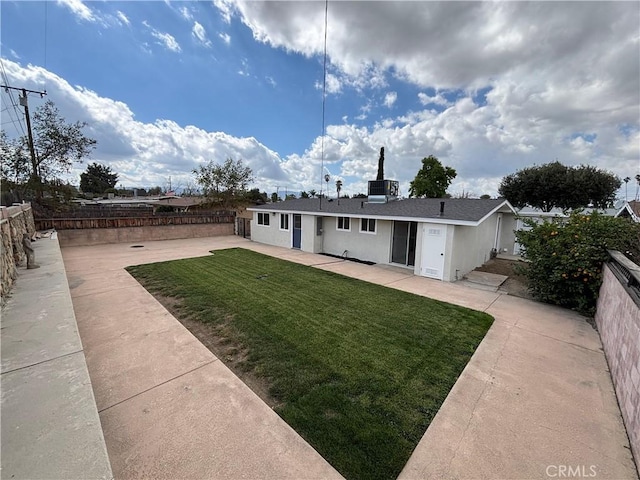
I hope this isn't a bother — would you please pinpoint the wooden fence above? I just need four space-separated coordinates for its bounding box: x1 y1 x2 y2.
35 212 235 231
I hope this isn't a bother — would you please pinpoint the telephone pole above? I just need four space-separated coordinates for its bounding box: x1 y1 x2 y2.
1 85 47 180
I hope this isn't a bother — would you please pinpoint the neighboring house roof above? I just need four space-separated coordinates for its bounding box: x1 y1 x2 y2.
153 197 207 208
616 201 640 222
248 197 515 226
516 206 619 217
72 196 206 208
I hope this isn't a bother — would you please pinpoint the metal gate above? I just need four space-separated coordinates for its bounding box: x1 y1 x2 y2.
236 217 251 238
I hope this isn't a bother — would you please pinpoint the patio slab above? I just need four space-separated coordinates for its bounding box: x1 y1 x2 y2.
61 237 638 480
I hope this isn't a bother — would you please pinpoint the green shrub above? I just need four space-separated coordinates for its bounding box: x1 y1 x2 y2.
516 211 640 316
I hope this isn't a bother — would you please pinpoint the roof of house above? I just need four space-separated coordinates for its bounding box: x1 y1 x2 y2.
248 197 515 225
616 200 640 222
517 206 619 217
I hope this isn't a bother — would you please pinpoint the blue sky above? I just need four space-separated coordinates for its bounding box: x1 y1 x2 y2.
2 1 639 199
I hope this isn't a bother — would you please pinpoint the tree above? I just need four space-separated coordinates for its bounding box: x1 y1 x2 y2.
193 158 254 207
498 162 620 212
336 180 343 198
408 155 457 198
244 188 268 204
309 189 317 198
480 194 491 199
300 191 310 199
0 131 30 184
80 162 118 194
271 192 279 203
148 186 163 196
30 100 96 182
516 211 640 315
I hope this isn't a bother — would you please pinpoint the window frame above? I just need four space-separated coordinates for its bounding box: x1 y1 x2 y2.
360 218 377 234
336 216 351 232
257 212 270 226
279 213 289 231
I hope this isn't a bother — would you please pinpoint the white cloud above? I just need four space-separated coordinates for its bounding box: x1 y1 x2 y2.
143 21 182 53
57 0 95 22
213 0 235 24
192 22 212 48
219 32 231 45
418 92 450 107
266 76 276 87
384 92 397 108
180 6 193 21
116 11 130 27
1 60 287 190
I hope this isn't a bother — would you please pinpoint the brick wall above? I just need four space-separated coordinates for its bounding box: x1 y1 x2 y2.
595 263 640 470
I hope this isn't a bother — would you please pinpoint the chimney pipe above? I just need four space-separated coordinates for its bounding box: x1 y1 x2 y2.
440 201 445 216
361 201 364 208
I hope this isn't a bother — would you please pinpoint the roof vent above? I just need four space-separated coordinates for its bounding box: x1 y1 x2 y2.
439 201 445 216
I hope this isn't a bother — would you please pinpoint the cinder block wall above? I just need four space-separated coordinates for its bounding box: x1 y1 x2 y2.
1 204 36 304
57 222 234 247
595 263 640 470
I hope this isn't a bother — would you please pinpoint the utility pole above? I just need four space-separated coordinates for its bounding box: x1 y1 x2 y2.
1 85 46 181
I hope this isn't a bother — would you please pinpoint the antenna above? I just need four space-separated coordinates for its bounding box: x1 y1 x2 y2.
318 0 329 210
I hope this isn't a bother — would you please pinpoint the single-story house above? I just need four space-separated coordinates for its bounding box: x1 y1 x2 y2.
615 201 640 222
247 190 517 282
513 205 619 254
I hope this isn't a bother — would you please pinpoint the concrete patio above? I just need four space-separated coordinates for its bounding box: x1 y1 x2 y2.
4 235 636 479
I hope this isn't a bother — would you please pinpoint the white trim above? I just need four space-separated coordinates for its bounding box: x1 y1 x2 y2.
248 199 517 227
256 212 271 227
336 216 351 232
359 218 377 234
279 213 290 231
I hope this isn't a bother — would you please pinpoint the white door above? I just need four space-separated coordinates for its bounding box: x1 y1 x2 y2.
420 224 447 280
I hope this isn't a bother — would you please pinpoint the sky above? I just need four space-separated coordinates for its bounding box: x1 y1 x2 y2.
1 0 639 199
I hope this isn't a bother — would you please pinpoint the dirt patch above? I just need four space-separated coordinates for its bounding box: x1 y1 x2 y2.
143 293 281 409
475 258 533 300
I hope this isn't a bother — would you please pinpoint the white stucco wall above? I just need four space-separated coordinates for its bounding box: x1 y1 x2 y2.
322 216 393 264
499 213 517 254
448 214 499 280
251 211 291 249
301 214 324 253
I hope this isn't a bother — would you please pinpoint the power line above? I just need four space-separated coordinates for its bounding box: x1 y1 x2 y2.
319 0 329 209
0 61 27 138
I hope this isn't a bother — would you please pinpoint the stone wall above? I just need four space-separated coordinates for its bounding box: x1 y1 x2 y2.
1 204 36 304
595 262 640 471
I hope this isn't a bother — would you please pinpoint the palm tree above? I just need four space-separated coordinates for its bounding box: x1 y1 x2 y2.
624 177 631 201
336 180 342 198
636 174 640 201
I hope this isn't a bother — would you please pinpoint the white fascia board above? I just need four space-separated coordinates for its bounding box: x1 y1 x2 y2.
474 200 517 225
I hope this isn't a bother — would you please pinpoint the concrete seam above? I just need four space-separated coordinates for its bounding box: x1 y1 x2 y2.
1 348 84 375
482 293 503 313
97 359 218 414
381 275 417 286
70 284 138 299
512 324 605 354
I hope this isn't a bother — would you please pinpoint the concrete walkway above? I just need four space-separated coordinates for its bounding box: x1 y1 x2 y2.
61 237 638 480
1 237 112 479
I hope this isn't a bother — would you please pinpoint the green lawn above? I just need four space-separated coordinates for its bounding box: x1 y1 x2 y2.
126 248 493 480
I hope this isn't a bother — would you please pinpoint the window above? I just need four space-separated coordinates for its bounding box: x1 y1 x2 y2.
360 218 376 233
336 217 350 231
280 213 289 230
257 212 270 226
